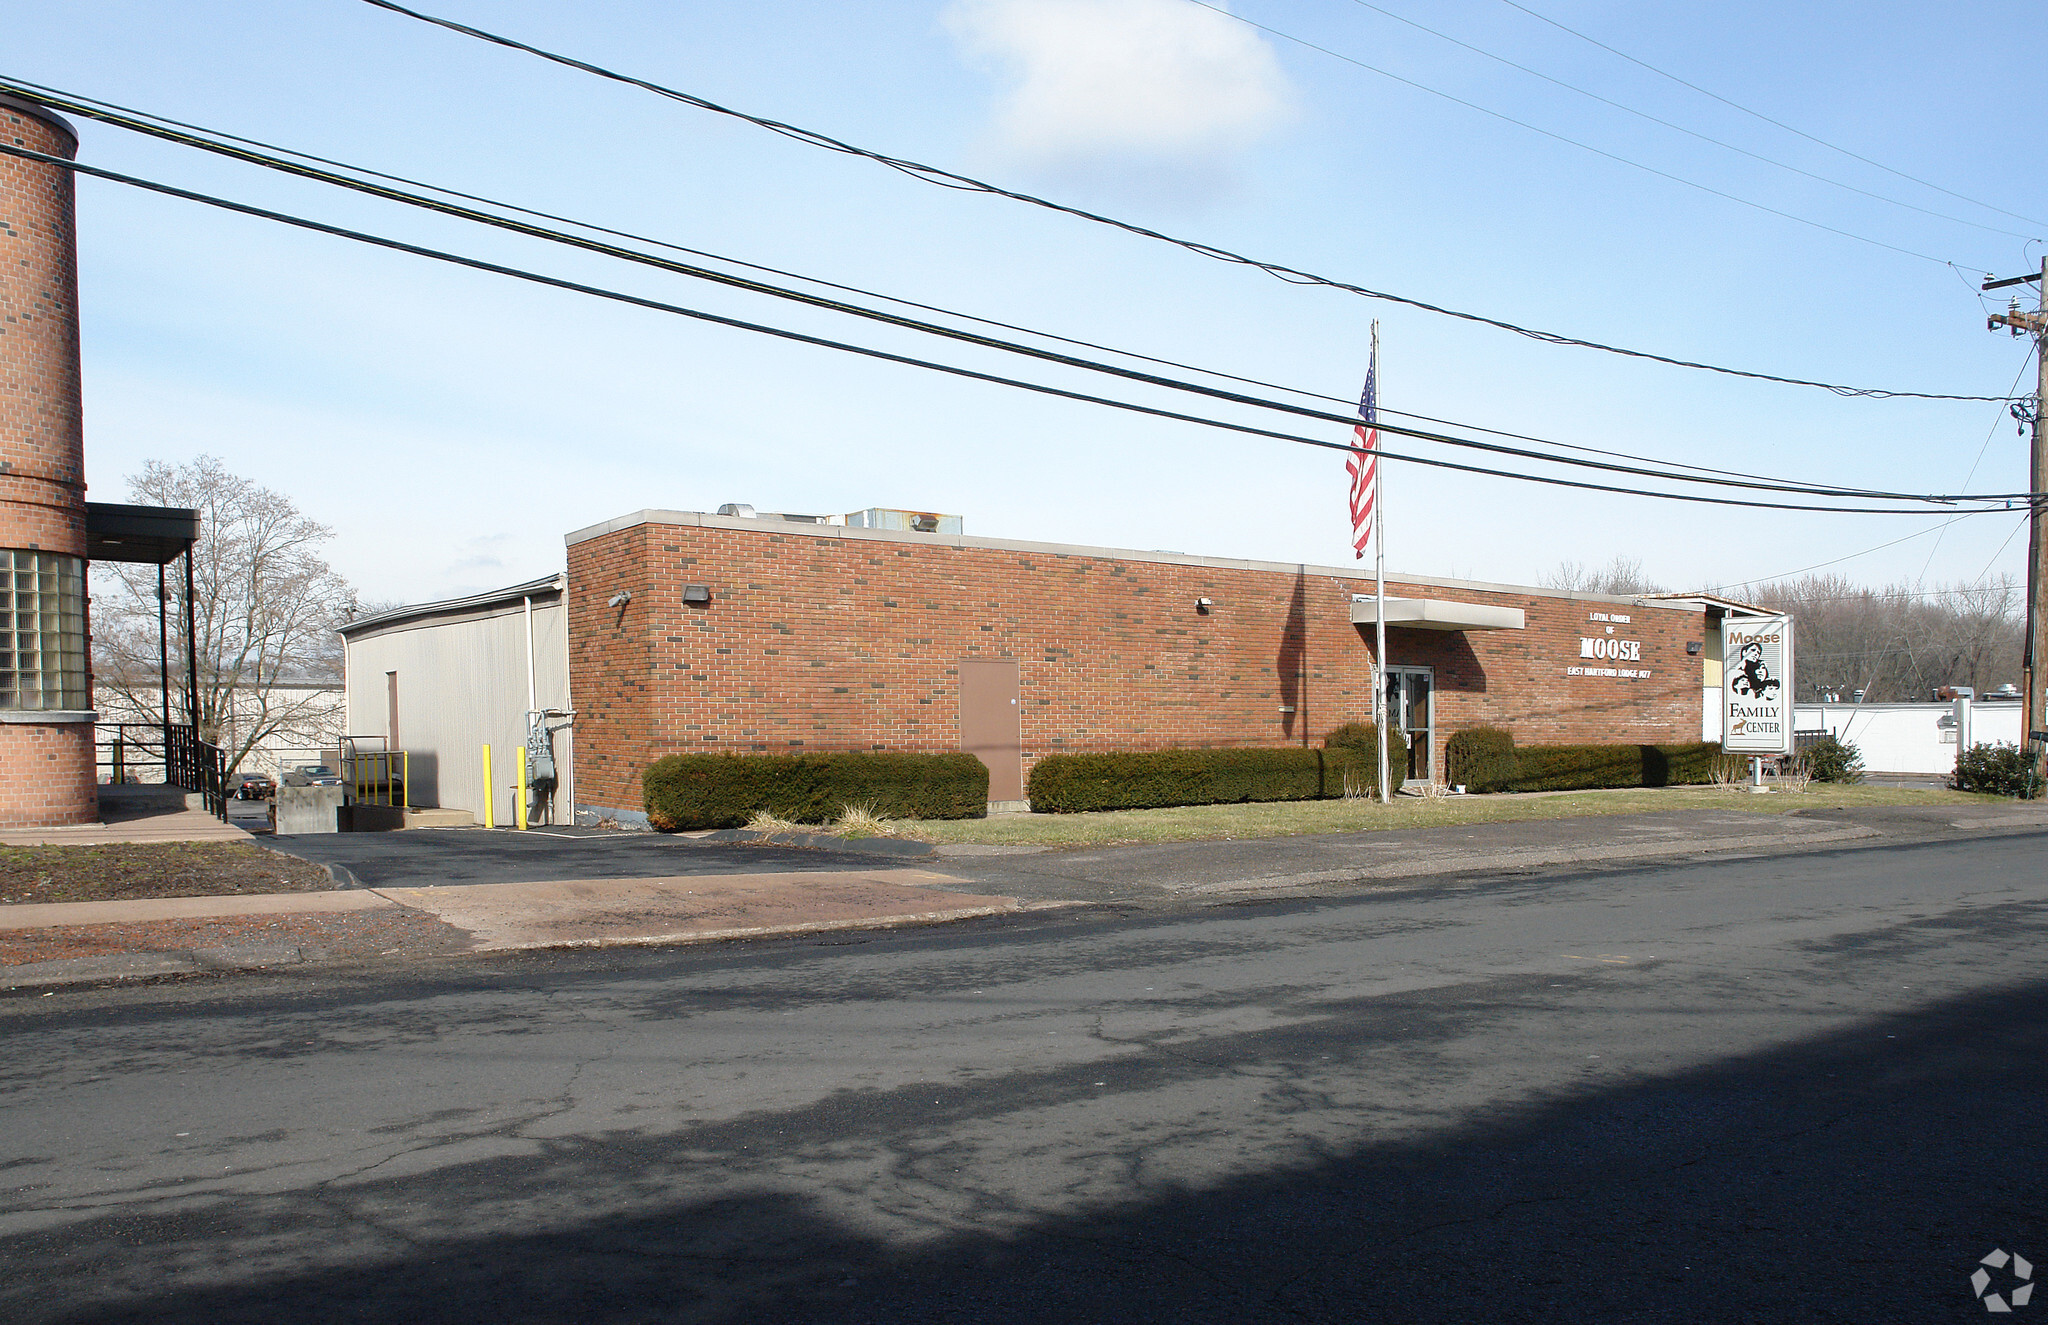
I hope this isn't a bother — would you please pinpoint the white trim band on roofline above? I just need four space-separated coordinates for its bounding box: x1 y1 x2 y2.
1348 598 1526 631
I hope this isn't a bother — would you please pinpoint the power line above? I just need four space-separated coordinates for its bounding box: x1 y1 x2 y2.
1495 0 2048 231
1195 0 1962 265
1754 580 2024 604
17 86 2031 509
353 0 2025 404
0 75 1349 410
6 142 2025 520
11 76 1957 503
1973 513 2034 586
1739 515 1996 584
1916 347 2039 581
1341 0 2037 242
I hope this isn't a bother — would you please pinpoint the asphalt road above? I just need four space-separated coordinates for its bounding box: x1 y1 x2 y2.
2 832 2043 1323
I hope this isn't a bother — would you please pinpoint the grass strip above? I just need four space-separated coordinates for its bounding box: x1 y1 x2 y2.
0 842 336 905
896 784 2004 849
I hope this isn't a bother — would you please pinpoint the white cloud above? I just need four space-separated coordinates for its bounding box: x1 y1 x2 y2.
944 0 1295 185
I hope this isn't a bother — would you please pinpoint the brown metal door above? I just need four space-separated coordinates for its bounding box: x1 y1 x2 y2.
958 658 1022 801
386 672 400 748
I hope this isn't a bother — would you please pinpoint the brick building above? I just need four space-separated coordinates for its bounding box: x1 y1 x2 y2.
0 95 94 828
557 507 1725 823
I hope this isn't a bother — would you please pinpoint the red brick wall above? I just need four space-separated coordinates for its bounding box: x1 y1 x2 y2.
0 99 94 827
0 100 85 556
567 518 1710 813
0 722 95 828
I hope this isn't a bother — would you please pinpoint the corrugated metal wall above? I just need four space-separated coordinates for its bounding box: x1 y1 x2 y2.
343 598 570 824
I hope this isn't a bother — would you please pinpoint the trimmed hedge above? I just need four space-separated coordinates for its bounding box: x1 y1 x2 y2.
1027 744 1392 814
1323 721 1409 768
1442 729 1722 793
642 751 990 829
1506 742 1719 792
1444 727 1516 793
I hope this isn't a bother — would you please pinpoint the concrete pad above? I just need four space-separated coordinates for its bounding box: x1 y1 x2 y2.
0 809 254 847
370 869 1024 951
0 889 392 932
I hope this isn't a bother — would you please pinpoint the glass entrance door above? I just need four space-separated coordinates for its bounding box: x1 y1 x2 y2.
1383 667 1435 784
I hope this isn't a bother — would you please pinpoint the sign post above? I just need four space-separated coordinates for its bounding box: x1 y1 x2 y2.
1721 615 1795 761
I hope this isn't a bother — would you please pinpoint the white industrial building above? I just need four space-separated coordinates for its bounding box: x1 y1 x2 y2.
338 574 571 824
1794 699 2023 776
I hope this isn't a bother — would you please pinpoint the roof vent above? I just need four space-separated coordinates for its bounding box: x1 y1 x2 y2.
717 503 756 518
845 507 962 535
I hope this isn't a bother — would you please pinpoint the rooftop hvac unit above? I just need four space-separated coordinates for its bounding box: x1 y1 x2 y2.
715 504 840 525
845 507 963 535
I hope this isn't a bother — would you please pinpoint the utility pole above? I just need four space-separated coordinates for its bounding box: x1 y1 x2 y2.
1984 256 2048 784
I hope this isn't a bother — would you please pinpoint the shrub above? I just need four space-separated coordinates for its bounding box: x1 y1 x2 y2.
1804 734 1864 784
1027 745 1395 813
1952 742 2043 799
642 751 989 829
1444 727 1516 793
1322 722 1408 795
1504 742 1721 792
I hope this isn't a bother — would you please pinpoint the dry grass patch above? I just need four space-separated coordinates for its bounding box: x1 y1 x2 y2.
0 842 337 905
895 783 2001 849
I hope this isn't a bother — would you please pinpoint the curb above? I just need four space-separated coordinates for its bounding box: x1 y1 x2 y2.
1170 824 1881 895
694 828 936 858
467 902 1018 955
2 942 307 992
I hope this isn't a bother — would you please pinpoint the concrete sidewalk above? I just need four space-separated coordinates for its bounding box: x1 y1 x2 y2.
0 868 1037 990
0 807 253 847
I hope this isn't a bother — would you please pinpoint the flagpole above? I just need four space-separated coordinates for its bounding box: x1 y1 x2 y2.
1372 322 1390 804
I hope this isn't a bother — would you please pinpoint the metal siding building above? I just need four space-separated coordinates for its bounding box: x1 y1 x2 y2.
339 575 571 824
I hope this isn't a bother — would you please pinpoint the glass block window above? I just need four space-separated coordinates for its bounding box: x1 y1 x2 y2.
0 550 88 711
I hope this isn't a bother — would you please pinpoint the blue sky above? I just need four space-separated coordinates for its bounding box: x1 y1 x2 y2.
9 1 2044 603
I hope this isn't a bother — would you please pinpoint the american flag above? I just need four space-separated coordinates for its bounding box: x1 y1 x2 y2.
1346 359 1378 558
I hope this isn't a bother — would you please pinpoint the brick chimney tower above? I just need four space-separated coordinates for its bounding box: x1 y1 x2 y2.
0 94 96 828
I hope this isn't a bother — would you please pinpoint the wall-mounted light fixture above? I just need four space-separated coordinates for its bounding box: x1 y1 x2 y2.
608 591 632 608
682 584 712 605
1195 597 1214 614
1685 640 1703 656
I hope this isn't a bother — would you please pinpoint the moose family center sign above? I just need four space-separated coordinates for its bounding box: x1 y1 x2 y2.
1721 614 1795 755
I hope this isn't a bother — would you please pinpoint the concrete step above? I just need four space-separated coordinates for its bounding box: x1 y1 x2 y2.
97 784 206 812
404 808 475 829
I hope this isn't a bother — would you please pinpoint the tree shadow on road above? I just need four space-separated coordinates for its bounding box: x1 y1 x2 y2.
13 976 2044 1324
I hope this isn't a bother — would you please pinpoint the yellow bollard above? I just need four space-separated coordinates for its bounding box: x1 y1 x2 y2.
402 751 411 811
481 744 495 829
515 745 528 831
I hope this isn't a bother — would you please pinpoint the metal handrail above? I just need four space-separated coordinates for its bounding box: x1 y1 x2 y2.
93 721 226 820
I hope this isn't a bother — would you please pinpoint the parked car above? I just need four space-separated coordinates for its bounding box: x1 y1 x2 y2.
284 764 344 788
232 771 275 800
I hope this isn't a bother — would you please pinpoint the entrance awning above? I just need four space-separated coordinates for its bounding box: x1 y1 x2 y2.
1349 596 1525 631
86 502 200 564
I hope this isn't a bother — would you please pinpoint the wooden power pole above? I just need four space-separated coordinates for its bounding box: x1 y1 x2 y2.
1985 256 2048 783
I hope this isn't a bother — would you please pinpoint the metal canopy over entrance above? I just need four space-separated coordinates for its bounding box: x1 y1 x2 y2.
1349 597 1526 632
82 502 222 817
85 502 200 565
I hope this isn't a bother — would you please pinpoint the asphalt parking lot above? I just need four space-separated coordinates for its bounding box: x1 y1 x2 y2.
224 798 273 832
262 827 905 889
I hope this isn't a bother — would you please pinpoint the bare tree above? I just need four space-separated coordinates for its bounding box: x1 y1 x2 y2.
1732 572 2024 702
1540 555 1663 595
91 456 363 773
